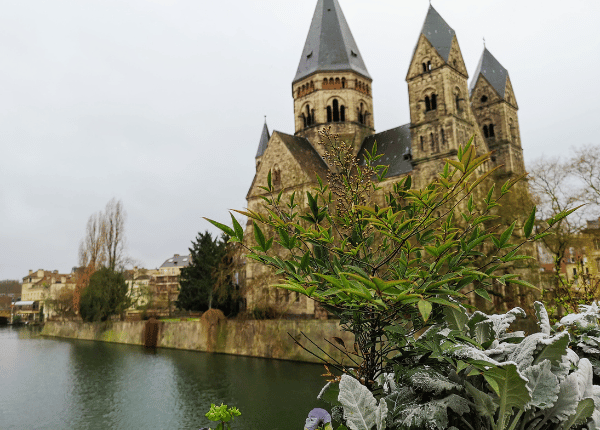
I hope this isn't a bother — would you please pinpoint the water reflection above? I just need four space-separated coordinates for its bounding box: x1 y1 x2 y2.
0 327 329 430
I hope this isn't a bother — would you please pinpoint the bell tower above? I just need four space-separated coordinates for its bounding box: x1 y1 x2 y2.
406 6 486 186
292 0 374 155
470 48 524 177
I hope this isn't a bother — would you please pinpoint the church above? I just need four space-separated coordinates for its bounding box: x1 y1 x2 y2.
245 0 526 317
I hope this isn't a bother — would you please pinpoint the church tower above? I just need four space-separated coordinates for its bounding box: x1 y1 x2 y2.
292 0 374 155
470 48 525 177
406 6 486 186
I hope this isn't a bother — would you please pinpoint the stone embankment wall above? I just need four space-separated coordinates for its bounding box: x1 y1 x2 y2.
41 316 355 364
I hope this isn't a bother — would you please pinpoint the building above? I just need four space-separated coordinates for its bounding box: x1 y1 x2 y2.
245 1 526 317
18 269 75 322
154 254 191 315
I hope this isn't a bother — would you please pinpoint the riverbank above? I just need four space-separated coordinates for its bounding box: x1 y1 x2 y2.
41 316 355 363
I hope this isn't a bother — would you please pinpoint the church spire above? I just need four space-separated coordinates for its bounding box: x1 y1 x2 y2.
470 47 509 99
255 120 270 158
293 0 370 84
420 5 455 62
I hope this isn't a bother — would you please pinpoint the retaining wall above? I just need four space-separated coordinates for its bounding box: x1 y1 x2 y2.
41 318 356 364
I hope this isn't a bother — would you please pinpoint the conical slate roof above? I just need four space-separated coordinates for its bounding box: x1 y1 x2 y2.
420 6 455 62
469 48 508 98
293 0 370 84
255 121 270 158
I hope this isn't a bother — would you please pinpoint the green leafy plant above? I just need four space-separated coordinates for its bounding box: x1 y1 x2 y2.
207 128 566 389
201 403 241 430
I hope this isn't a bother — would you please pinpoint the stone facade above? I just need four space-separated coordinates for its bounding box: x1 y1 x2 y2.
245 2 528 317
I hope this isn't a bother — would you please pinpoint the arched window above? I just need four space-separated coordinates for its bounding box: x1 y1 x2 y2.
366 85 370 95
332 99 340 122
422 63 427 73
489 124 495 137
425 96 431 112
310 81 314 91
358 102 366 124
302 114 307 128
341 78 346 88
430 133 435 150
431 94 437 110
323 78 328 87
335 77 340 86
297 88 301 98
441 128 445 146
340 105 345 122
327 106 332 123
306 105 312 126
483 125 489 138
455 93 460 110
329 78 334 85
420 136 424 151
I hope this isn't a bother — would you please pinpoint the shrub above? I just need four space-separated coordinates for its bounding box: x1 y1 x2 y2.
207 128 579 429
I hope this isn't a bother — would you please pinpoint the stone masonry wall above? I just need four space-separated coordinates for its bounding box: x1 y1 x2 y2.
41 319 356 364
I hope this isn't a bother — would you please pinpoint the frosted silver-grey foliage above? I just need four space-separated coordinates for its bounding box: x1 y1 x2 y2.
338 374 387 430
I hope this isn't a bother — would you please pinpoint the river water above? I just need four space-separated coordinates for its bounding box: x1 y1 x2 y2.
0 326 330 430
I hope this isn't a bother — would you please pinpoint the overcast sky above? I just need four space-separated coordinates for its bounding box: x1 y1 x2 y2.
1 0 599 280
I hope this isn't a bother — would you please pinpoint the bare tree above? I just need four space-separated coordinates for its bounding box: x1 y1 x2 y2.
529 155 585 270
102 198 127 270
78 211 106 268
571 144 600 210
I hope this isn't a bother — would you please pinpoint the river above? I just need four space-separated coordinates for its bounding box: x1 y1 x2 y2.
0 326 330 429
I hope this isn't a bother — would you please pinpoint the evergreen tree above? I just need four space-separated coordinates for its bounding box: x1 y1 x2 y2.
176 231 226 312
79 268 130 322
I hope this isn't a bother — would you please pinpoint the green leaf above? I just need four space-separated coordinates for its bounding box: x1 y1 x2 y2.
482 363 531 429
204 217 235 237
465 381 498 420
418 300 433 322
559 398 595 430
523 206 536 239
300 251 310 271
253 221 266 251
317 381 341 406
474 289 491 302
547 205 583 227
443 306 468 332
230 213 244 242
498 221 516 248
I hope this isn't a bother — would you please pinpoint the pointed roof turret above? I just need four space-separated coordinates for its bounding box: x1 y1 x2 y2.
255 120 270 158
420 6 455 62
293 0 370 84
469 48 509 98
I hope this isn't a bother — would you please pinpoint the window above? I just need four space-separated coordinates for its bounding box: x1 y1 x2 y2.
341 78 346 88
488 124 495 137
427 61 432 71
425 96 431 111
340 105 345 121
422 63 427 73
480 95 488 103
323 78 328 87
327 106 332 122
441 128 445 146
332 99 340 122
483 125 489 138
431 93 437 110
420 136 424 151
329 78 334 85
430 132 435 151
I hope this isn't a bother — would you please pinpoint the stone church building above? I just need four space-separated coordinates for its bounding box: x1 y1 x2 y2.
245 0 526 317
